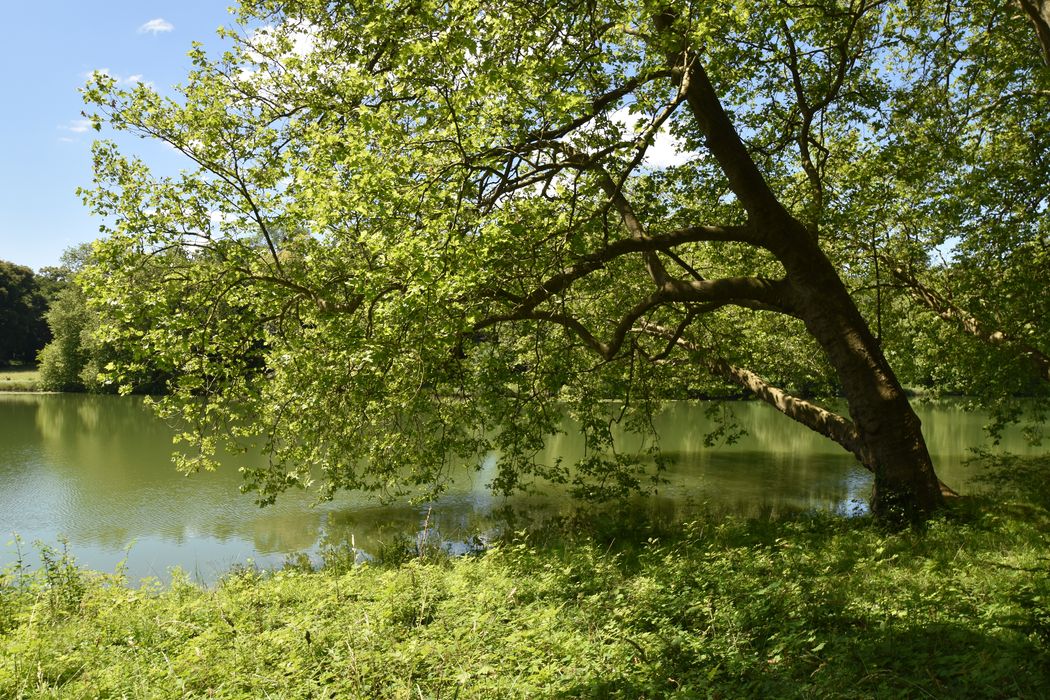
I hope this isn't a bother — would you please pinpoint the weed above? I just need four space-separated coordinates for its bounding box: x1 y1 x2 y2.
36 537 86 620
1 499 1047 698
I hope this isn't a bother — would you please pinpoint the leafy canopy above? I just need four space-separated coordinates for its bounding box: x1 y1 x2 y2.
79 0 1046 504
0 260 50 366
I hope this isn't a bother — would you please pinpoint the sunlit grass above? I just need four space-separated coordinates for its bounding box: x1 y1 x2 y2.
0 364 42 392
2 495 1048 698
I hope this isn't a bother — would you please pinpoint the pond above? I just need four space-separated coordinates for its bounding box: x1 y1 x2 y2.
0 393 1039 583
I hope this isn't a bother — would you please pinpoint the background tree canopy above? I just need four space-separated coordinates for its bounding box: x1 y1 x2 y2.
0 260 50 366
78 0 1048 517
36 243 171 393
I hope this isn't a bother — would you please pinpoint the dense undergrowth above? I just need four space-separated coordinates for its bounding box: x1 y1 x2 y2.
2 495 1048 699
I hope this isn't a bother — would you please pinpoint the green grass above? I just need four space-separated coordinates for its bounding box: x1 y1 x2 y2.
1 498 1048 698
0 365 42 392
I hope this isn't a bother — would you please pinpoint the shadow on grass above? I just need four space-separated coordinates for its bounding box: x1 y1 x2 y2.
521 498 1050 699
548 618 1048 699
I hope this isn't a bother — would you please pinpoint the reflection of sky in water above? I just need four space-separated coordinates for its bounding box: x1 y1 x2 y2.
0 394 1041 584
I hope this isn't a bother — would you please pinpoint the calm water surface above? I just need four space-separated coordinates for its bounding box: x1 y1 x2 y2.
0 393 1039 583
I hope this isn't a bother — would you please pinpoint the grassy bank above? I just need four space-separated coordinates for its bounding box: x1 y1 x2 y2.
2 499 1048 699
0 365 42 392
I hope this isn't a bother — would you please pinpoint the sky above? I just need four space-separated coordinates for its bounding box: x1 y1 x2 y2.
0 2 692 272
0 2 237 271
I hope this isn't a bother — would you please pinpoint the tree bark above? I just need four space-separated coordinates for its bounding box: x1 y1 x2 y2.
638 322 958 504
776 225 944 518
1018 0 1050 66
659 27 945 518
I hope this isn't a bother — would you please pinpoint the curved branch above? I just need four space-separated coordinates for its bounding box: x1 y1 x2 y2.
600 277 795 359
633 320 874 466
478 309 607 356
477 275 793 362
595 169 671 286
479 69 675 158
482 223 758 317
887 262 1050 382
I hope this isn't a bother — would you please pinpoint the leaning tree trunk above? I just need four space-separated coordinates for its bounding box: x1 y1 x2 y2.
778 223 944 518
1018 0 1050 65
657 17 946 518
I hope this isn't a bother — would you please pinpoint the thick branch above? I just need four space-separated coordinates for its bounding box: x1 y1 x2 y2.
600 276 796 359
477 275 792 361
680 61 787 224
489 224 756 313
660 276 792 313
888 262 1050 381
478 273 790 334
650 15 789 229
1018 0 1050 65
634 321 874 465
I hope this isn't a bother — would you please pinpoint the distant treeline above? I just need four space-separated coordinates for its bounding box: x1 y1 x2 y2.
0 259 57 367
1 246 166 393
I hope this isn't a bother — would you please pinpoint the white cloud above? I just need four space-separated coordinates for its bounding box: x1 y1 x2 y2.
609 107 696 169
57 119 94 143
289 27 317 57
61 119 93 134
234 22 324 106
84 69 150 87
124 73 153 87
239 22 323 76
138 18 174 34
209 210 237 224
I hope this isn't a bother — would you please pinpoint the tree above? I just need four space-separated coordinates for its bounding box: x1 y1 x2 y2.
38 246 97 391
38 283 95 391
1019 0 1050 64
856 0 1050 441
0 260 50 366
80 0 1045 518
39 244 172 393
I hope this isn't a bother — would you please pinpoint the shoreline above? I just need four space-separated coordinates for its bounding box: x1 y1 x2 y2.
2 498 1047 697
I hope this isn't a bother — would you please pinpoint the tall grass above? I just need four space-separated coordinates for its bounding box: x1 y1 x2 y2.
2 494 1047 698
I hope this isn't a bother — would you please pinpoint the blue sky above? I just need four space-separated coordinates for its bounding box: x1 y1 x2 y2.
0 2 236 271
0 3 693 273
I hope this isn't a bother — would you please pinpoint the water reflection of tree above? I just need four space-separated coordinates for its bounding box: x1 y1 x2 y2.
5 396 1036 573
0 394 45 458
320 502 491 556
248 511 320 554
19 395 327 554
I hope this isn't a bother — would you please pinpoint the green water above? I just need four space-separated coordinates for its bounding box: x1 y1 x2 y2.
0 393 1039 582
